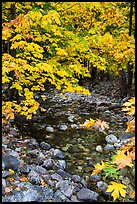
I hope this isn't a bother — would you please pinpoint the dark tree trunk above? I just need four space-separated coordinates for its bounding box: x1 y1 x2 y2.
119 68 128 97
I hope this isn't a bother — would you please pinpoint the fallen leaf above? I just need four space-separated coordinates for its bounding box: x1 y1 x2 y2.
94 119 109 130
130 191 135 199
106 181 127 201
91 161 107 176
9 169 15 175
5 187 12 194
113 150 133 168
40 107 46 112
41 95 47 101
19 177 28 182
126 119 135 132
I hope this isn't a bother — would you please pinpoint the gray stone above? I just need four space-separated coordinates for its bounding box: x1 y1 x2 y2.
54 190 69 201
71 124 79 129
46 126 54 133
114 143 122 148
104 144 114 150
43 158 56 170
28 170 41 185
27 149 39 157
40 141 51 150
53 149 65 159
42 175 55 187
77 187 99 202
41 187 54 201
2 179 6 188
71 195 80 202
59 124 68 131
57 180 75 198
57 160 66 170
57 169 71 179
51 173 63 181
96 145 103 153
20 165 31 174
2 170 11 178
31 165 47 175
2 154 20 171
90 174 101 182
68 115 75 122
72 175 81 183
105 134 118 144
96 181 104 188
8 150 19 158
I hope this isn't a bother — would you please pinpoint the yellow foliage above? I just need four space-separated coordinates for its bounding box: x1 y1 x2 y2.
106 182 127 201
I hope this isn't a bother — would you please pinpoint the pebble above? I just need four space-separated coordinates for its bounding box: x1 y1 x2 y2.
46 126 55 133
105 134 118 144
96 145 103 153
104 144 114 150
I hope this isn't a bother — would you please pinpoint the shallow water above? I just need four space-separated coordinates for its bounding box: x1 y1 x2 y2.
15 88 125 177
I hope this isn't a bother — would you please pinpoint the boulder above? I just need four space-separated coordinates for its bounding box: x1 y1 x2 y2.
77 187 99 202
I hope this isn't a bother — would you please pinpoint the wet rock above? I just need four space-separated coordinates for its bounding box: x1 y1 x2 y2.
71 195 80 202
57 180 75 198
114 142 122 148
72 175 81 183
105 134 118 144
9 128 19 136
2 191 24 202
59 124 68 131
2 154 20 171
46 126 55 133
43 158 56 170
77 187 99 202
90 174 101 182
28 170 41 185
40 141 51 150
24 138 39 149
35 152 45 165
2 179 6 188
80 178 87 188
57 169 71 179
2 170 11 178
20 165 31 174
96 145 103 153
104 144 114 150
53 149 65 159
102 185 111 196
27 149 39 157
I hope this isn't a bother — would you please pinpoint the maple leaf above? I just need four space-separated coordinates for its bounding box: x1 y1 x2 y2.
80 118 95 128
91 161 107 176
126 119 135 132
106 181 127 201
130 191 135 199
112 150 133 168
93 119 109 130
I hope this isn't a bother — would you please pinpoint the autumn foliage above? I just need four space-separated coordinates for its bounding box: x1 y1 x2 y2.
2 2 135 120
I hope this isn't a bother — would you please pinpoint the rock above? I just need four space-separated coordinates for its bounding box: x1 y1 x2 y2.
46 126 54 133
40 187 54 201
90 174 101 182
2 170 11 178
35 152 45 165
96 145 103 153
71 124 79 129
105 134 118 144
42 175 55 187
20 165 31 174
77 187 99 202
31 165 47 175
2 154 20 171
2 179 6 188
57 160 66 170
53 149 65 159
57 180 75 198
9 128 18 136
68 115 75 123
72 175 81 183
102 185 111 196
71 195 80 202
54 189 69 201
27 149 40 157
114 143 122 148
59 124 68 131
43 158 56 170
24 139 39 149
51 173 63 181
57 169 71 179
28 170 41 185
104 144 114 150
96 181 104 188
40 141 51 150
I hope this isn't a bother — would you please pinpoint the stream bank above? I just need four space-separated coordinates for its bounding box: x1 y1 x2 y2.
2 80 135 202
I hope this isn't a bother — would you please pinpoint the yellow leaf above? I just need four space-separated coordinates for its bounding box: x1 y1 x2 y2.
91 161 107 176
130 191 135 199
106 181 127 201
9 169 15 175
80 118 95 128
41 95 47 101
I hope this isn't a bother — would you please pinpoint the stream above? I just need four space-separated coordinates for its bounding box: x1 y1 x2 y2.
14 84 129 178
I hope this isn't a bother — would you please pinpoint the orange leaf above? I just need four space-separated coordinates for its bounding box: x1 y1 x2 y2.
94 119 109 130
41 95 47 101
130 191 135 199
126 119 135 132
113 150 133 168
19 177 28 182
